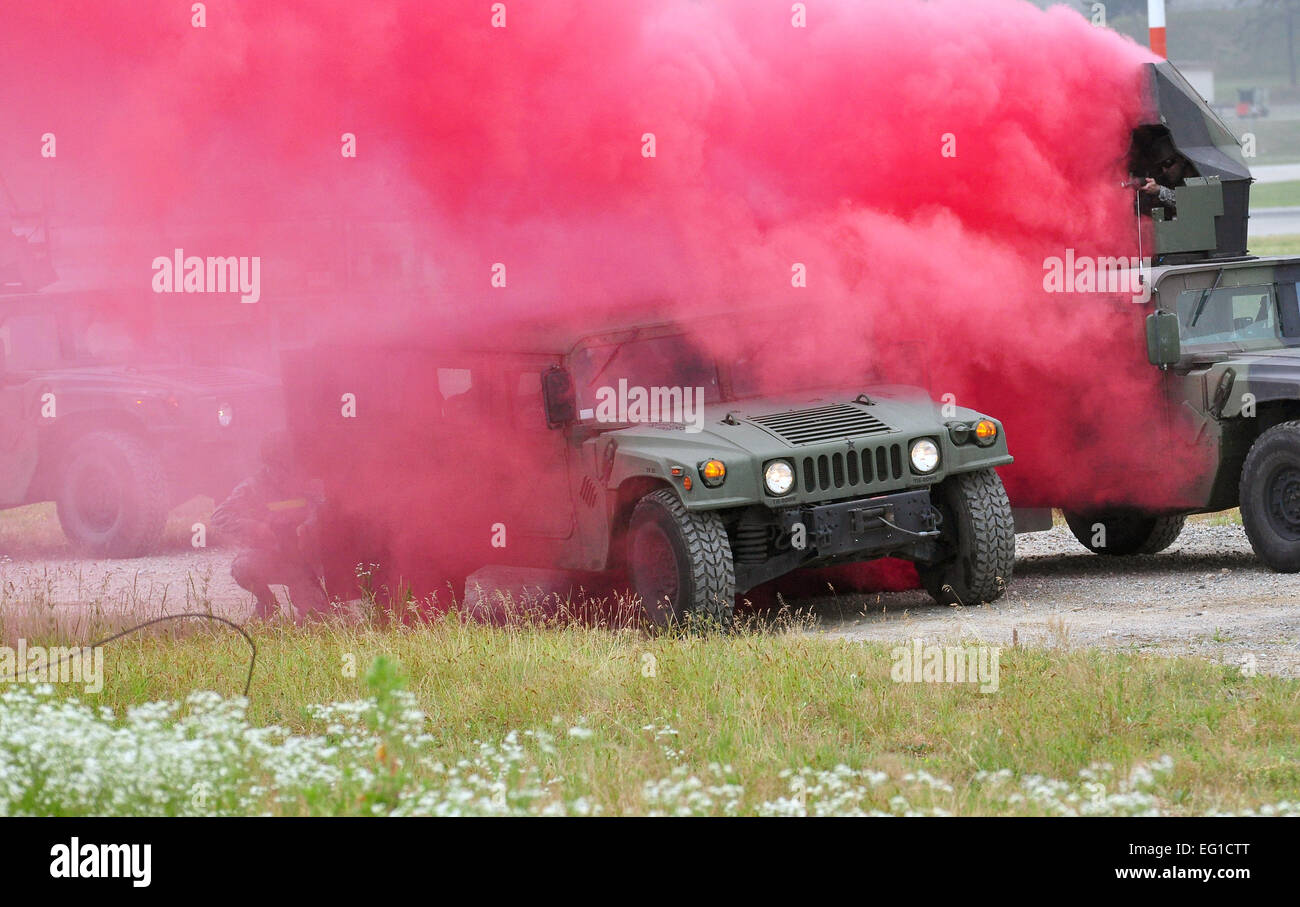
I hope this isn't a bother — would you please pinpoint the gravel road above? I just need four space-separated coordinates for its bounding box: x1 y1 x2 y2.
2 521 1297 675
812 521 1300 677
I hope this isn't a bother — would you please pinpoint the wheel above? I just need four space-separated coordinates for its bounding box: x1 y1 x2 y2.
916 468 1015 606
1063 510 1185 555
627 488 734 626
55 431 168 557
1240 420 1300 572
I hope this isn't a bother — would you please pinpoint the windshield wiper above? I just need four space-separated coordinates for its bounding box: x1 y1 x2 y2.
1188 268 1225 329
586 327 642 389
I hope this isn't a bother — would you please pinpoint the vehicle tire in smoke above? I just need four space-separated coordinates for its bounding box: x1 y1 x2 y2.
1239 420 1300 572
628 487 734 627
55 431 168 558
1062 510 1185 556
916 468 1014 606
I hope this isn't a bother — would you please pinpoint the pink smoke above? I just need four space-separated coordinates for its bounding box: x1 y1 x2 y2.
1 1 1197 600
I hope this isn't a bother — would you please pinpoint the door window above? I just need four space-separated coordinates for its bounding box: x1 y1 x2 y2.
437 367 482 423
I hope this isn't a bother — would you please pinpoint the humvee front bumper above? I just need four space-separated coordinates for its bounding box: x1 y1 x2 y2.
735 488 940 593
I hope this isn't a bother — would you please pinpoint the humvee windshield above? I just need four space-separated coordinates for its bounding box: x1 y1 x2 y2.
1175 284 1280 349
568 321 906 415
570 333 723 413
728 322 891 398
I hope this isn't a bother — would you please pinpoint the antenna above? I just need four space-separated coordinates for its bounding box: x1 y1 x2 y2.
1135 185 1144 274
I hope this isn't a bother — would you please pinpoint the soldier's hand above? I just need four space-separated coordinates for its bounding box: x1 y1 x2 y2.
1140 178 1161 195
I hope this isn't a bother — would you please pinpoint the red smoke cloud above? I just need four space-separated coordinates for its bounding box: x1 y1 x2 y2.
1 1 1196 599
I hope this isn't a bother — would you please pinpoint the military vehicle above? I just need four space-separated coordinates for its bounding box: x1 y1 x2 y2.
1058 62 1300 570
282 310 1017 623
0 287 281 557
1 189 286 556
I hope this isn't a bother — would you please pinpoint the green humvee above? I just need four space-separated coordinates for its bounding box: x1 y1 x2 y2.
0 292 282 556
284 311 1017 623
1060 62 1300 569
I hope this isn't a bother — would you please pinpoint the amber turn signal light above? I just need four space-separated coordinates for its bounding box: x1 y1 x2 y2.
698 459 726 488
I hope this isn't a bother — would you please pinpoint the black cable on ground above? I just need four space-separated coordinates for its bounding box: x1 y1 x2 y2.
4 612 257 698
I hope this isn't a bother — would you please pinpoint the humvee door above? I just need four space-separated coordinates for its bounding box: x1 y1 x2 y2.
495 361 576 541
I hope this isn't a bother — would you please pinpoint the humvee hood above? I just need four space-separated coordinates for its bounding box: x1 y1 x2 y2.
608 386 943 456
1228 348 1300 365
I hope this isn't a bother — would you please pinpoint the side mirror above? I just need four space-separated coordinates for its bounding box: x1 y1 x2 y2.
1146 310 1181 367
542 367 576 428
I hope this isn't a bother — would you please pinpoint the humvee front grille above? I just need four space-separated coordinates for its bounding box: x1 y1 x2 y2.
800 444 904 493
749 403 892 446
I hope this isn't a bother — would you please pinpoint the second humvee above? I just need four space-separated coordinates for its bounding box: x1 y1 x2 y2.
0 292 282 556
1055 61 1300 570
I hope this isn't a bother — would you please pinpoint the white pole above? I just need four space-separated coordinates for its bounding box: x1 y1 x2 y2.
1149 0 1167 58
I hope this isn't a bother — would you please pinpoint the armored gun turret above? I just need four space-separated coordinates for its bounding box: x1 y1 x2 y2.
1128 61 1253 264
1051 63 1300 574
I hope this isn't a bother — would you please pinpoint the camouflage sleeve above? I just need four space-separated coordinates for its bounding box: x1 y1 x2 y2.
1157 185 1177 208
211 477 268 541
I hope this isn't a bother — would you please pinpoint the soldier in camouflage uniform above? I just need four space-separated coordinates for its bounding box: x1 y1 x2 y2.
213 431 327 620
1139 154 1191 217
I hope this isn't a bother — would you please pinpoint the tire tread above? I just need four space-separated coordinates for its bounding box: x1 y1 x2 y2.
631 488 735 625
56 431 168 557
918 468 1015 606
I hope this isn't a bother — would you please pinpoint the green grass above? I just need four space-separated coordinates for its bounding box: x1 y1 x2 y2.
1188 508 1244 528
2 615 1295 815
1249 233 1300 257
1235 120 1300 166
1253 180 1300 209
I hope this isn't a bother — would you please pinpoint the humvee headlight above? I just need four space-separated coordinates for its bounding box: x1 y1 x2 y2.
764 460 795 496
699 459 727 488
909 438 940 473
974 419 998 446
217 402 234 427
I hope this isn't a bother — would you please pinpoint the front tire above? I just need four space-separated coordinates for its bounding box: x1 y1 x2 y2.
56 431 168 557
1063 510 1185 555
628 488 734 626
1240 420 1300 572
916 469 1015 606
